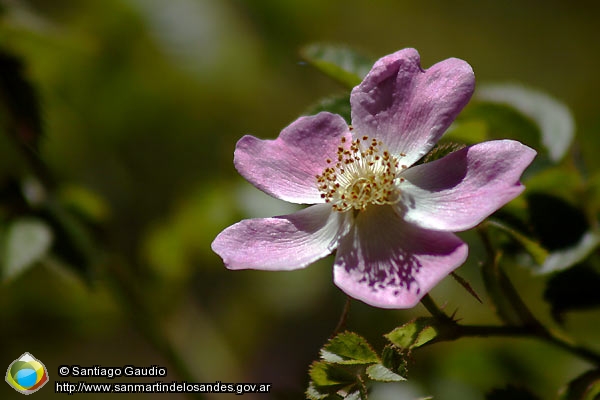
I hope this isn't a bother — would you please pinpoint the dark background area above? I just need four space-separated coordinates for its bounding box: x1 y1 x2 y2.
1 1 599 398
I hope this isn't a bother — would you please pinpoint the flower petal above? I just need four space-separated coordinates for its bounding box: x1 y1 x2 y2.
350 48 475 166
399 140 536 231
211 204 350 270
333 206 468 308
234 112 351 204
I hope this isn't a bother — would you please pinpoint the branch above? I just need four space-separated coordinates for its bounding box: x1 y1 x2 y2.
451 323 600 366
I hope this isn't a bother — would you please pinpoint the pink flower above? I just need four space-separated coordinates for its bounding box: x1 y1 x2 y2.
211 48 536 308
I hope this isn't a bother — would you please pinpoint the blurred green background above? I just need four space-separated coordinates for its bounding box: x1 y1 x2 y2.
1 0 599 399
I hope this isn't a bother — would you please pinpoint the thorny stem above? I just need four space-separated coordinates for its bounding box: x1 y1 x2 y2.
418 224 600 367
420 294 451 321
434 322 600 366
420 295 600 365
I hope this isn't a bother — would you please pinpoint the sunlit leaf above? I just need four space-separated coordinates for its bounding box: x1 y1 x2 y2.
385 317 440 351
559 368 600 400
537 231 600 274
321 331 379 365
300 43 373 89
366 364 406 382
2 218 52 280
477 83 575 162
344 390 363 400
306 382 331 400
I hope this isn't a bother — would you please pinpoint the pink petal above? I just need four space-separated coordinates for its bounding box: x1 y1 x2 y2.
399 140 536 231
211 204 350 270
234 112 351 204
333 206 468 309
350 48 475 166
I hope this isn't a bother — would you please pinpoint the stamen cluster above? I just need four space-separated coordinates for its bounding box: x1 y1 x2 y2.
316 134 406 212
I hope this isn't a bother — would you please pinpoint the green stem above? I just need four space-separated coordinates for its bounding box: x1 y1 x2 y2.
477 224 544 328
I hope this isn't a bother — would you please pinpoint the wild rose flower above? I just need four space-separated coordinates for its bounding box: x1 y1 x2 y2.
211 48 535 308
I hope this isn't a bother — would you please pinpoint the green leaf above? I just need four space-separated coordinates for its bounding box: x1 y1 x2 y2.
538 231 600 274
307 384 359 400
487 220 548 265
300 43 373 89
306 382 335 400
304 94 351 124
321 331 379 365
457 101 541 155
477 83 574 162
344 390 363 400
524 167 583 204
309 361 356 388
380 345 408 377
385 317 440 351
443 120 488 144
2 218 53 280
366 364 406 382
559 368 600 400
306 382 330 400
544 264 600 323
308 361 364 399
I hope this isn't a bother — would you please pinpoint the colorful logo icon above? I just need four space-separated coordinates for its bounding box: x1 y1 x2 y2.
5 352 49 395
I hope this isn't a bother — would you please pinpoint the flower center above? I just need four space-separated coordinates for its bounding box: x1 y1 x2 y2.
316 134 406 213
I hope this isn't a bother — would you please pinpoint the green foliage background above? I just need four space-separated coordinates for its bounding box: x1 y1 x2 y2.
1 1 599 399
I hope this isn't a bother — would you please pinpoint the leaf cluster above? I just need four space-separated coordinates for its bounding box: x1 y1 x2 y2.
307 331 407 400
